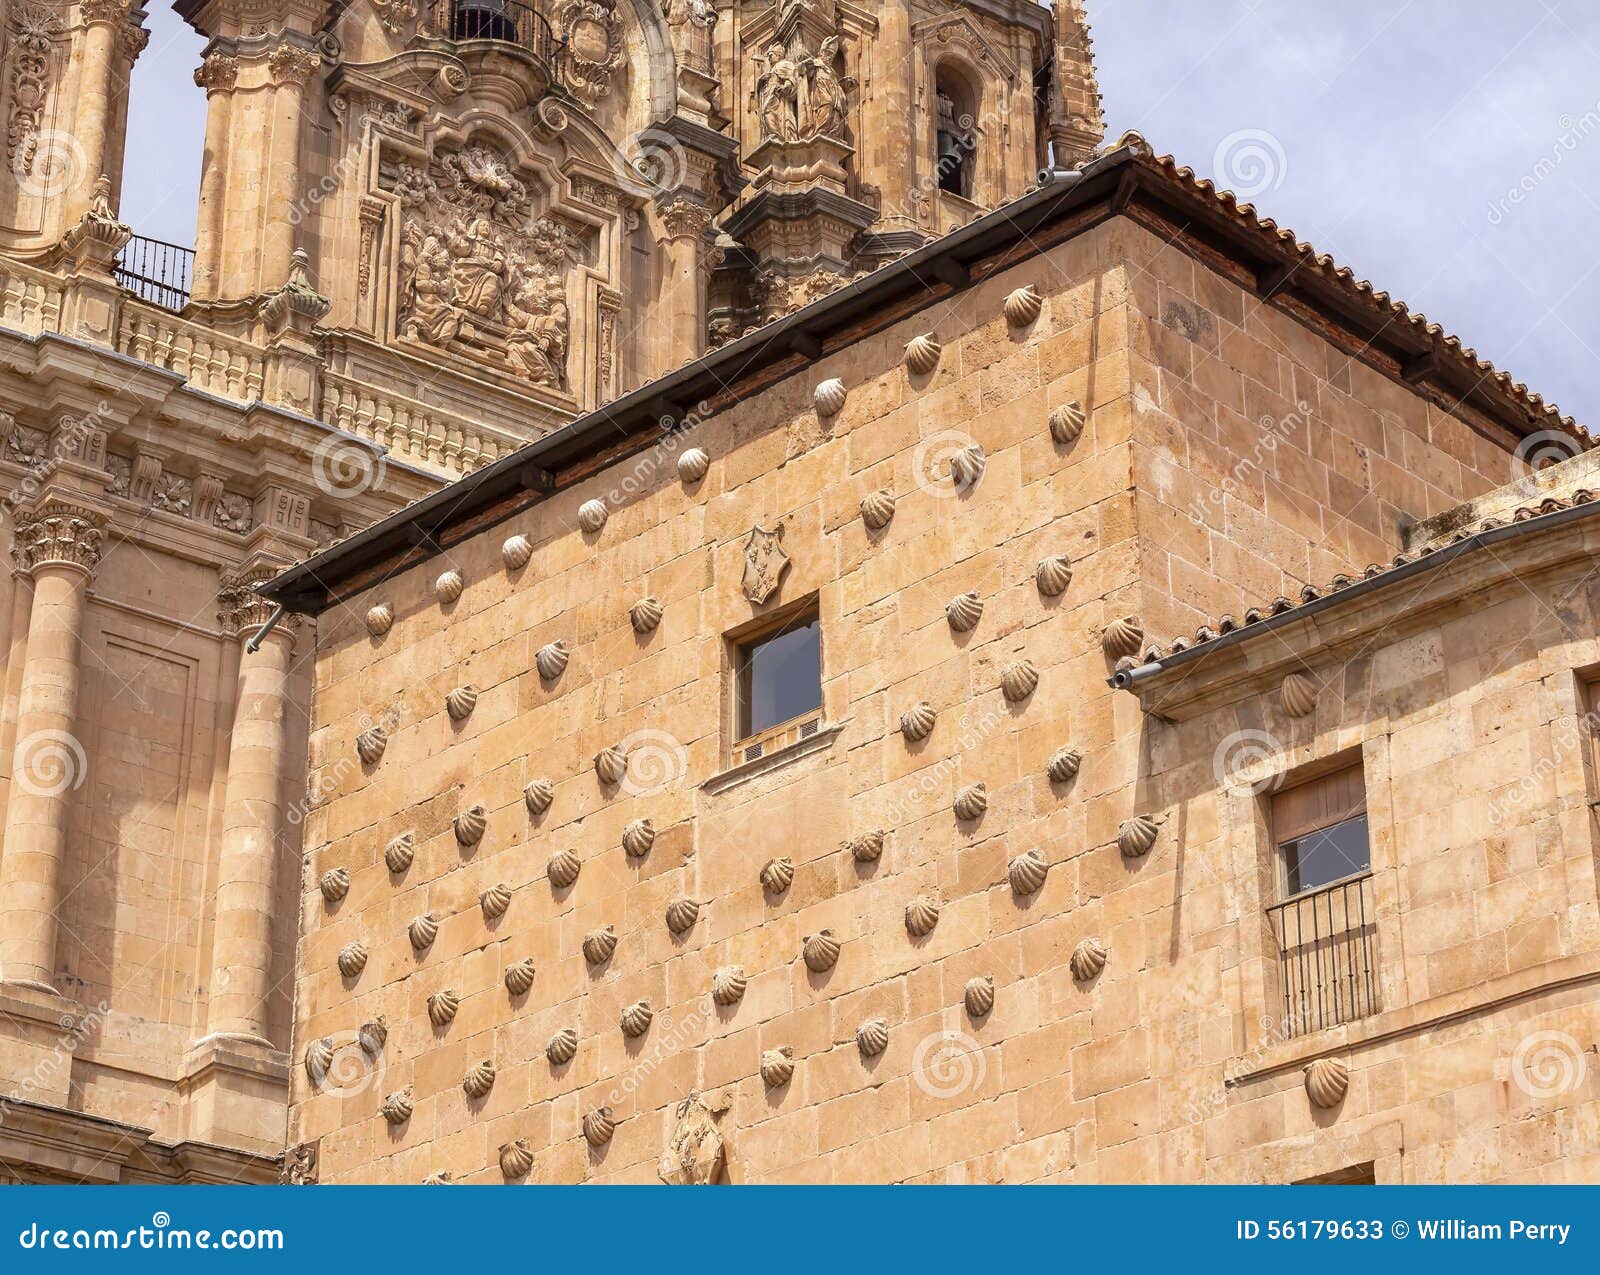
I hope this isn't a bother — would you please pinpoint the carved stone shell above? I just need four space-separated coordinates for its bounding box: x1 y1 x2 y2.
1102 615 1145 660
547 847 582 888
1001 659 1039 703
964 975 995 1018
949 443 986 490
595 743 629 786
499 1138 534 1179
630 596 663 634
1281 672 1317 718
407 913 438 951
320 867 350 903
665 897 702 935
900 700 937 741
582 924 618 965
380 1087 413 1125
1047 747 1082 783
814 377 847 416
582 1106 615 1147
1004 284 1043 327
577 499 609 533
454 804 487 848
445 684 478 721
904 333 942 376
802 929 841 972
760 856 794 893
620 999 654 1038
535 640 571 681
1070 937 1108 982
904 895 941 937
1118 814 1160 858
435 569 463 604
480 882 513 920
462 1059 496 1100
359 1016 387 1056
337 942 368 979
524 777 554 816
846 828 885 863
1035 554 1072 597
365 602 393 637
1304 1057 1349 1109
304 1038 333 1083
954 782 988 822
384 831 415 874
856 1017 889 1058
1049 400 1087 445
622 817 656 858
427 989 460 1027
760 1046 795 1088
712 966 747 1006
860 488 896 530
504 958 536 996
502 534 533 571
356 728 387 766
946 590 983 632
1008 848 1049 895
546 1026 579 1066
677 447 710 483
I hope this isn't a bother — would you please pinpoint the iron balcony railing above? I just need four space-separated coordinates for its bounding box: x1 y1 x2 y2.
434 0 556 63
114 235 194 311
1266 870 1378 1038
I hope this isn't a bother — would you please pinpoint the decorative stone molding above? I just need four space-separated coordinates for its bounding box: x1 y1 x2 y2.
802 929 840 972
1008 848 1048 895
678 447 710 483
1102 615 1145 660
1004 285 1043 327
384 832 415 874
445 685 478 721
1047 747 1082 783
370 0 419 36
524 778 555 816
630 596 663 634
1000 659 1039 702
13 499 106 577
656 195 715 242
407 913 438 951
60 175 133 264
1304 1057 1349 1109
900 700 937 742
760 1046 795 1088
856 1017 889 1058
860 488 896 530
582 924 618 965
946 591 983 632
380 1088 414 1125
814 378 847 417
905 896 941 937
504 957 536 996
845 829 885 864
904 334 942 376
1035 554 1072 597
582 1106 615 1147
1070 937 1108 982
1049 401 1087 445
435 570 463 604
546 1027 579 1066
1118 814 1161 858
281 1142 319 1185
711 966 746 1006
620 999 654 1037
6 5 61 166
622 816 655 858
462 1059 496 1099
337 942 368 978
658 1091 729 1186
499 1138 534 1180
547 847 582 888
1281 672 1317 718
760 856 794 894
319 867 350 903
479 882 512 920
355 727 387 766
665 897 702 935
427 989 460 1027
364 603 394 636
536 640 571 680
742 524 789 604
260 250 331 335
964 975 995 1018
954 782 988 822
553 0 626 104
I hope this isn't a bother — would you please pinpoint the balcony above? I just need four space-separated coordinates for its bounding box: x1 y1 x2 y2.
431 0 556 64
1266 870 1379 1038
114 235 194 311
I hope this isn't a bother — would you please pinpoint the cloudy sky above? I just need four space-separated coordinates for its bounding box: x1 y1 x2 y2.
122 1 1600 423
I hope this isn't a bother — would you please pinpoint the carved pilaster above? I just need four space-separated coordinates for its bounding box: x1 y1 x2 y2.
12 498 106 578
656 194 714 243
5 4 62 165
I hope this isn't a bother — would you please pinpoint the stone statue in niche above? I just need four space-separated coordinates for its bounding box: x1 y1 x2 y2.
754 29 847 143
658 1091 729 1185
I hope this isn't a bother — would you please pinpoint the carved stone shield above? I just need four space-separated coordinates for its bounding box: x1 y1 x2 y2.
658 1092 727 1186
742 524 789 604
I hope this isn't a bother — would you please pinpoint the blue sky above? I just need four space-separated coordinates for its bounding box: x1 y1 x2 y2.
122 1 1600 424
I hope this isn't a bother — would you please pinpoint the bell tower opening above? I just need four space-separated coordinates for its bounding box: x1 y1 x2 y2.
934 63 979 201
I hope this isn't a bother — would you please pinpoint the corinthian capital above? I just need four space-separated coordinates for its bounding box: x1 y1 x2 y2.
194 53 238 93
13 499 107 577
267 42 321 87
218 568 300 641
79 0 128 28
656 195 714 242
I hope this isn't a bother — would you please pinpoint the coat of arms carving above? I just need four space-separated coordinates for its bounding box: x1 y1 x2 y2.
742 524 790 605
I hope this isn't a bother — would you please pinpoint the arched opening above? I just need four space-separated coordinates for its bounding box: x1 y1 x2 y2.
934 62 980 200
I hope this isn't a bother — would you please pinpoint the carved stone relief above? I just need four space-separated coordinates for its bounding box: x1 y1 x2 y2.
554 0 625 105
657 1091 729 1185
753 28 846 143
5 4 60 167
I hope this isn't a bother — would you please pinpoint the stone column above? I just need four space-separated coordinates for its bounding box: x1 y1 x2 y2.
69 0 126 226
0 500 106 994
204 573 297 1045
262 43 320 297
190 53 239 304
873 0 916 230
655 196 715 367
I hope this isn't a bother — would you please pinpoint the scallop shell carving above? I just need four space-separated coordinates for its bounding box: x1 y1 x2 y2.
504 957 536 996
904 895 941 937
547 847 582 888
665 897 702 935
462 1059 496 1100
502 534 533 571
356 728 387 766
546 1026 579 1066
814 377 847 416
445 684 478 721
535 640 571 681
435 569 463 604
427 989 460 1027
949 443 986 490
904 333 942 376
1035 554 1072 597
630 596 663 634
480 882 512 920
846 828 885 863
359 1016 388 1056
946 590 983 632
860 488 896 530
677 446 710 483
1004 284 1043 327
582 1107 615 1147
760 856 794 893
1117 814 1160 858
384 831 415 874
577 499 609 533
1281 672 1317 718
1047 747 1082 783
712 966 747 1006
524 777 554 816
1000 659 1039 703
581 924 618 965
954 782 988 822
622 817 656 858
1048 400 1087 445
760 1046 795 1088
802 929 841 972
407 913 438 951
364 602 393 637
856 1017 889 1058
454 804 487 848
337 942 368 978
304 1038 333 1083
320 867 349 903
900 700 937 741
1008 848 1048 895
1102 615 1145 660
620 999 654 1038
1304 1057 1349 1109
595 743 629 786
499 1139 534 1179
964 975 995 1018
380 1087 414 1125
1070 937 1108 982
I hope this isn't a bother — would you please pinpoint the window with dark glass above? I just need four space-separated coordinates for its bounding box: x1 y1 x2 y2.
1273 765 1370 894
735 613 822 741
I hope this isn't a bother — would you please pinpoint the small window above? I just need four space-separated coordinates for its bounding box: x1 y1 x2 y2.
934 73 978 199
736 612 821 743
1273 764 1369 895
